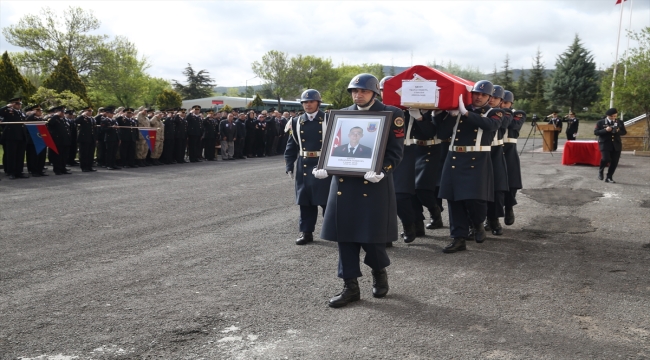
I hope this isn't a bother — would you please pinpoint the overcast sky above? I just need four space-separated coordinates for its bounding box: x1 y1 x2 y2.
1 0 649 87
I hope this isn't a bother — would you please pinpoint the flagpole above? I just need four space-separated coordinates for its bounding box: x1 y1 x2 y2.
0 121 48 124
621 0 634 121
610 0 626 109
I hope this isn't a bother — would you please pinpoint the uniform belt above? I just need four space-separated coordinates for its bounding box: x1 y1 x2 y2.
503 139 518 143
440 139 451 143
491 140 504 146
414 139 442 146
404 139 416 146
300 151 321 157
450 145 491 152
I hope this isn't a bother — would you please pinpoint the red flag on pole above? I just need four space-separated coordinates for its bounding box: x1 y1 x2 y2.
331 126 342 155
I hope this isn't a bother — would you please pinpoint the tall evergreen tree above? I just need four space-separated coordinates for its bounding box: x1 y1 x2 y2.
490 64 501 84
547 35 599 111
501 54 514 91
172 64 216 100
527 49 548 114
516 68 527 100
42 55 89 105
0 51 30 102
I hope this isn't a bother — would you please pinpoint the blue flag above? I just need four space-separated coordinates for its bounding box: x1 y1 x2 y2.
139 129 156 152
26 124 47 154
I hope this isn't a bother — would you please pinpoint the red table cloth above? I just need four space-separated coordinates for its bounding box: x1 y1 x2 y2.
562 140 601 166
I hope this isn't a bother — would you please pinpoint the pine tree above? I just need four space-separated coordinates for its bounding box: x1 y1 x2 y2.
0 51 30 102
516 68 527 100
490 64 501 85
42 55 89 105
251 94 264 109
527 49 548 115
173 63 216 100
501 54 514 92
155 89 182 110
547 35 599 112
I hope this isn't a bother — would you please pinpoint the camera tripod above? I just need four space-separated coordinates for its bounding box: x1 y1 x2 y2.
519 122 555 157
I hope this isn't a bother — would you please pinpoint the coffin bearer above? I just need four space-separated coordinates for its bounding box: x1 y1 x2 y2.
315 74 404 308
595 108 627 183
435 80 502 253
75 106 98 172
284 89 331 245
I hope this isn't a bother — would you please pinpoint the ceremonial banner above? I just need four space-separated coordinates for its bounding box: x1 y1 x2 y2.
25 124 58 154
139 129 157 152
383 65 474 111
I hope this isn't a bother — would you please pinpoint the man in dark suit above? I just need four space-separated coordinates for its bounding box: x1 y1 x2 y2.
234 113 247 159
95 108 106 167
174 109 188 163
595 108 627 183
101 107 120 170
186 105 204 162
547 110 562 151
565 111 579 140
75 106 97 172
64 109 79 166
315 73 404 308
46 106 72 175
331 127 373 158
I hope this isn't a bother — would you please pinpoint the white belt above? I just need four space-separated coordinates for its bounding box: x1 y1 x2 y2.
504 139 518 144
300 150 321 157
491 139 504 146
414 139 442 146
404 139 416 146
450 145 491 153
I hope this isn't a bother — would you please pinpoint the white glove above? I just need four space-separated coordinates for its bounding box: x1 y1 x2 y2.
364 171 385 183
448 110 459 117
458 94 468 116
408 109 422 120
287 171 294 180
312 168 329 179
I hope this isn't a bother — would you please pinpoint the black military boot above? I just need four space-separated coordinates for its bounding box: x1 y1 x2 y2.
598 168 604 180
295 232 314 245
504 206 515 226
329 278 360 308
426 206 444 229
401 223 416 243
474 223 487 243
483 219 492 232
371 268 389 298
605 177 616 183
415 220 426 237
443 238 466 253
489 217 503 235
386 242 393 248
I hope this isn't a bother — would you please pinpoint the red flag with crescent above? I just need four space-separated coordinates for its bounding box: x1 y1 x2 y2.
331 125 342 155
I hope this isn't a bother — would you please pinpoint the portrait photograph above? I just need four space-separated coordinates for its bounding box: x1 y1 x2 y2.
318 111 393 176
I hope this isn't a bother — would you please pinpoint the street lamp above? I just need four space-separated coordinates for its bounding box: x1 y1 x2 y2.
245 75 258 109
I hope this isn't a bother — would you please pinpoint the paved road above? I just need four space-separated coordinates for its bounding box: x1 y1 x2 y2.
1 148 649 359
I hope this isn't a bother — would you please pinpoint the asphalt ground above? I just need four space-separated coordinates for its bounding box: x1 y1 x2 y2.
1 142 649 360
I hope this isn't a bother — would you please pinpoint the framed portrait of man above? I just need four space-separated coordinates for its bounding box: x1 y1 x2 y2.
317 110 393 176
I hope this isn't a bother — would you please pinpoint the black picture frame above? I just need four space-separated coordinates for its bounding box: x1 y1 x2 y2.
317 110 393 176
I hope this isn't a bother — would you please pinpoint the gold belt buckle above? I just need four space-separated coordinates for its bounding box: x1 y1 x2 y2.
308 151 317 157
416 140 425 146
456 146 465 153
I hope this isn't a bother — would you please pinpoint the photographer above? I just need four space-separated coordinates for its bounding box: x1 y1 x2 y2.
594 108 627 183
565 111 579 140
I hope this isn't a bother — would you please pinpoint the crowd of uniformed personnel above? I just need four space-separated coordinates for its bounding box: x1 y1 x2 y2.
0 99 294 177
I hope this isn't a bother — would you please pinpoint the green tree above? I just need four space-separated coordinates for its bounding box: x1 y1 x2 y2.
42 55 89 103
428 60 484 82
173 64 215 100
0 51 31 102
500 54 514 91
291 55 336 94
2 6 108 75
252 50 299 110
156 89 182 110
141 77 171 108
31 87 87 109
87 37 149 107
226 87 241 97
490 64 501 85
321 63 384 109
527 49 548 115
515 68 527 100
250 93 264 108
547 35 599 112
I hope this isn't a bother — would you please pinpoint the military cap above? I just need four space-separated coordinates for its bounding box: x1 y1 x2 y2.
569 111 576 115
179 108 187 112
551 110 559 114
104 107 115 114
124 107 134 112
191 105 201 110
146 108 154 113
97 107 105 112
606 108 617 116
24 104 38 111
8 97 21 103
48 105 65 113
81 106 93 111
64 109 75 115
206 110 214 114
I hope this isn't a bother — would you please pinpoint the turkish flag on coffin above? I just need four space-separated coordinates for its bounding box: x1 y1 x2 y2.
383 65 475 111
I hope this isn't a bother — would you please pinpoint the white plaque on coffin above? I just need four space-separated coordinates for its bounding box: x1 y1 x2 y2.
400 79 440 109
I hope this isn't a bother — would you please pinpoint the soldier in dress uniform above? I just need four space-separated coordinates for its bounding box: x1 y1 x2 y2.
186 105 204 162
116 108 137 168
95 107 106 167
174 109 188 163
245 110 257 157
200 110 216 161
161 109 176 164
379 76 420 244
254 114 268 157
595 108 627 183
565 111 579 141
64 109 79 166
149 110 164 165
547 110 562 151
483 85 510 236
0 97 29 179
46 106 72 175
284 89 331 245
24 105 49 177
75 106 97 172
434 80 502 253
315 74 404 308
135 107 150 167
100 107 120 170
501 91 525 226
234 112 247 159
